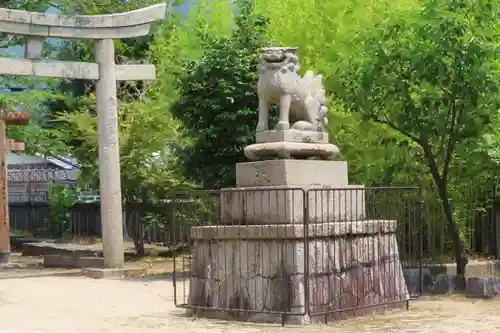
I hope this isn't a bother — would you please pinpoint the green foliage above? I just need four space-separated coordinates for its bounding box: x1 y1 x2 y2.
149 0 236 112
0 91 67 156
254 0 500 266
254 0 420 74
333 0 500 188
171 0 271 188
54 95 192 199
44 185 77 238
331 0 500 273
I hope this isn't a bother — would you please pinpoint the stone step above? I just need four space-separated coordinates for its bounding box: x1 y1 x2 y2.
43 254 104 269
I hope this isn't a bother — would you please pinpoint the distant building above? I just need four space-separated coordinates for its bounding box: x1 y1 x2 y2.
7 152 79 203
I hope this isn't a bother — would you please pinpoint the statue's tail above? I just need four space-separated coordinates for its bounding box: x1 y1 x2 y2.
302 70 326 105
319 105 328 127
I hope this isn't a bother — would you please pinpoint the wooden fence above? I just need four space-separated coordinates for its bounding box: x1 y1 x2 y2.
8 202 174 244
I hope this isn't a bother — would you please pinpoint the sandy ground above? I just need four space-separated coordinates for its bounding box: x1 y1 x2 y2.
1 270 500 333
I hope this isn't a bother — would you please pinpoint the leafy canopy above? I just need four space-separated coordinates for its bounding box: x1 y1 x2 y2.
332 0 500 274
171 0 271 189
54 95 191 200
333 0 500 185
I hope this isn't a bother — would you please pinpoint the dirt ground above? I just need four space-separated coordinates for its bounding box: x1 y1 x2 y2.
1 268 500 333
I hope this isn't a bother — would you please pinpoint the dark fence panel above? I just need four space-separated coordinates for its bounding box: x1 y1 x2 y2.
9 202 51 234
420 186 498 263
8 201 176 244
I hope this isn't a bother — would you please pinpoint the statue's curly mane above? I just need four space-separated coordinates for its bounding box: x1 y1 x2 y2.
258 50 299 73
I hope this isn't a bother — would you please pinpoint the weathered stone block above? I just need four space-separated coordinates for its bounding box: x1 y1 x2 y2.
44 255 104 268
466 276 500 298
22 242 99 257
243 142 340 161
82 267 146 279
221 185 365 224
236 160 348 187
225 160 364 224
24 36 44 59
187 220 409 324
432 274 457 294
403 268 433 296
44 255 76 268
191 220 397 240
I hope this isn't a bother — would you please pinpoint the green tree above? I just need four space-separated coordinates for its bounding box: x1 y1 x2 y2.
149 0 237 114
44 184 77 238
332 0 500 281
171 0 271 189
55 96 191 254
254 0 420 71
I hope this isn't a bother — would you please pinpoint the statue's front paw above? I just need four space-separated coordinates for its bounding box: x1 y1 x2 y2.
276 121 290 130
291 121 314 131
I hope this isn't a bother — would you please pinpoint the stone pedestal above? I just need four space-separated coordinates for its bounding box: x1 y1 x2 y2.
220 160 365 224
187 220 409 324
235 160 348 187
244 130 341 160
221 185 366 224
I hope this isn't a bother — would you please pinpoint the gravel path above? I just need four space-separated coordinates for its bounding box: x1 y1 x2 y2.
1 272 500 332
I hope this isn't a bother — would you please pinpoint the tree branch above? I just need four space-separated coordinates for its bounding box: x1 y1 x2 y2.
439 102 453 157
442 101 462 182
373 118 422 144
420 134 444 185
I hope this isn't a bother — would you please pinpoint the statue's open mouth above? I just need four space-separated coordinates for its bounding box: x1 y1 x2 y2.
263 55 287 64
265 58 285 64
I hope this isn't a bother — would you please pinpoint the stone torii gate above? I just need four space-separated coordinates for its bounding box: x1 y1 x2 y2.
0 3 168 268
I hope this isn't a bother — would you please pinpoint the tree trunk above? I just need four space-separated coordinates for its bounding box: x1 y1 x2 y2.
123 209 131 241
131 217 145 257
133 236 145 257
433 173 468 289
126 203 145 257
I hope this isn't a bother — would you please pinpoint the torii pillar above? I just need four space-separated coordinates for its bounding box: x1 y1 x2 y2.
0 111 30 265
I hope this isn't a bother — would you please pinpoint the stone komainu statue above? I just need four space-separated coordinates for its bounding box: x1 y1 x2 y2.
256 47 328 133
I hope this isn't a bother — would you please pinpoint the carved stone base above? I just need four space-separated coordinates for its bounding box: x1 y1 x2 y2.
244 141 340 161
256 130 328 144
187 220 409 325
